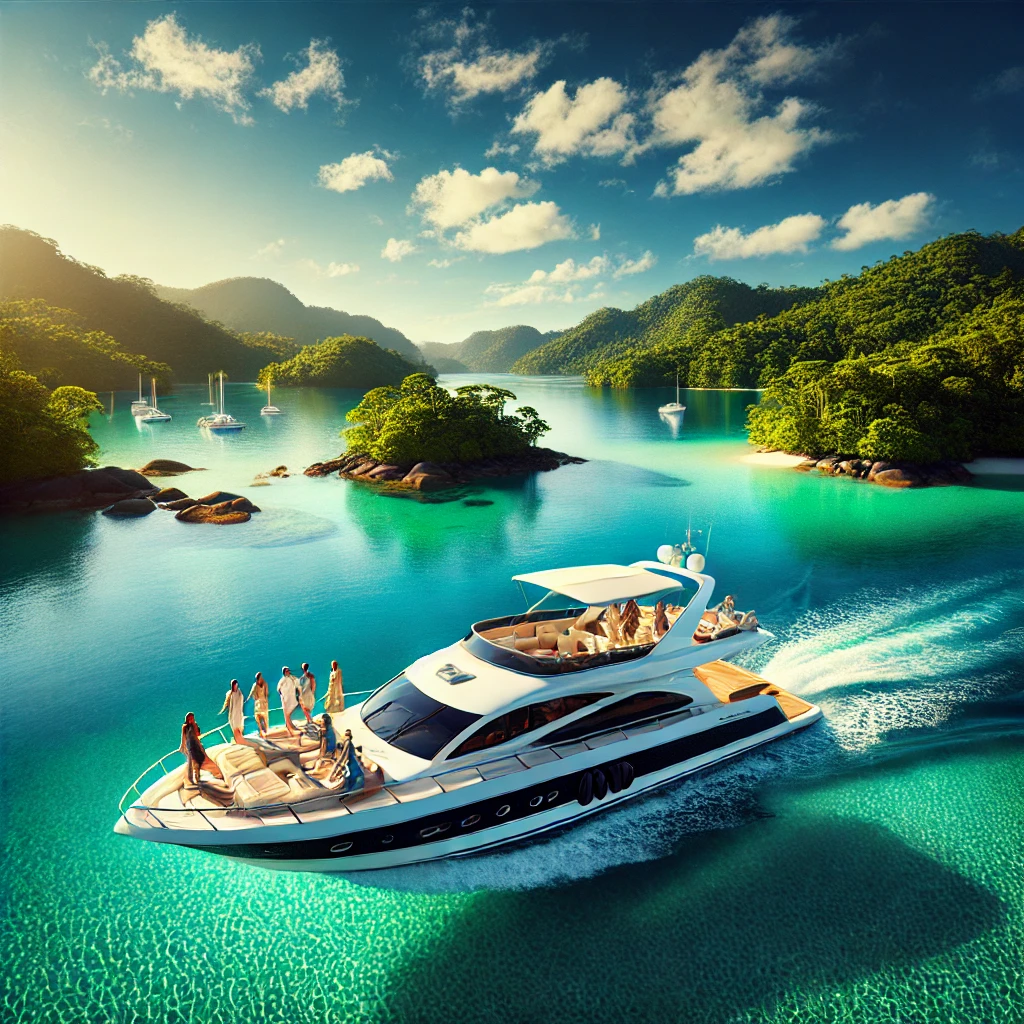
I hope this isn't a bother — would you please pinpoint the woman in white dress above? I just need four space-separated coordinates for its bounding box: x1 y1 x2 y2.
324 660 345 713
277 666 300 735
298 662 316 724
219 679 245 743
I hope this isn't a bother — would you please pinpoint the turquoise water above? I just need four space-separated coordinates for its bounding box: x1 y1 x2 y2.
2 375 1023 1023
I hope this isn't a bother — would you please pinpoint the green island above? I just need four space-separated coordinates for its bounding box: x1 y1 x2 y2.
256 336 431 391
304 373 574 494
515 228 1024 463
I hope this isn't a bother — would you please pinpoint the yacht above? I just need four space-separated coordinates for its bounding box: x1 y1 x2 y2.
139 377 171 423
261 380 283 416
198 372 245 433
130 373 154 417
114 559 821 872
658 372 686 418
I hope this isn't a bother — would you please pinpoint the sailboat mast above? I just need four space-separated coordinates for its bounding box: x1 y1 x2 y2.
138 373 143 402
219 372 225 415
676 372 680 404
150 377 157 407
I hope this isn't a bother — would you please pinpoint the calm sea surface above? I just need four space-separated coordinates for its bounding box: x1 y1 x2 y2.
2 375 1023 1024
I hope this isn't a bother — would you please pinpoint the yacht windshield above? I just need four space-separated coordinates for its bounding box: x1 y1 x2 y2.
361 675 480 760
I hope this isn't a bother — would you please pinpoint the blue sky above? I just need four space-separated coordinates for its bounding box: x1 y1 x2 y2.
1 2 1022 343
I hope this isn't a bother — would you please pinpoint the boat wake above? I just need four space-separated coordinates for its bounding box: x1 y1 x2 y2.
347 574 1024 893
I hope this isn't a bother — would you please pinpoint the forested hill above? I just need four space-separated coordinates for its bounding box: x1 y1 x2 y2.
257 336 429 390
0 227 286 383
419 325 559 373
157 277 423 363
511 277 817 378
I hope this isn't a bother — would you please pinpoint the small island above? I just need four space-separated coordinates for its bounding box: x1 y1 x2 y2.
305 373 584 492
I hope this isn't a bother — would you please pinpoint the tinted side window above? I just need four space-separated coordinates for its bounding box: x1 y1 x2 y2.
541 692 693 745
447 692 610 759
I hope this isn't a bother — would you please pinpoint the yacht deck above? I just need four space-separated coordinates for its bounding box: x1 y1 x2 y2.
693 661 814 721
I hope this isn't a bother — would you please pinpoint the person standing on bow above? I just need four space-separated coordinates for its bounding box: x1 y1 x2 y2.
248 672 270 738
324 660 345 714
277 666 301 736
219 679 245 743
298 662 316 725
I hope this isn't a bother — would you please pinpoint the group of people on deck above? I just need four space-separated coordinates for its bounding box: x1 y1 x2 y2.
177 658 360 792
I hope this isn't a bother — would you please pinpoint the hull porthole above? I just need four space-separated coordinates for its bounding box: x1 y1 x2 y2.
496 804 511 818
592 769 608 801
420 823 451 840
529 795 544 808
461 814 481 828
577 771 594 806
381 835 394 845
330 841 353 854
546 790 559 803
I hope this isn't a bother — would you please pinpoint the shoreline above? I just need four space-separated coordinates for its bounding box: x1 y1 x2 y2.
742 450 1024 476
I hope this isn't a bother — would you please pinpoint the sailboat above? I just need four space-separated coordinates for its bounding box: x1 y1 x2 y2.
130 373 153 417
198 372 245 432
139 377 171 422
658 372 686 417
260 380 283 416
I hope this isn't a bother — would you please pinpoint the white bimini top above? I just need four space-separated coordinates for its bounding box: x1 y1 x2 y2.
512 564 676 605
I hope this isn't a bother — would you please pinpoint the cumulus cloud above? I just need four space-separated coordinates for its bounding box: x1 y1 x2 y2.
261 39 343 112
512 77 637 164
613 250 657 276
318 150 393 193
486 251 654 305
484 140 520 158
428 257 463 269
589 223 601 241
88 13 260 124
694 214 826 259
411 166 538 229
831 193 935 251
381 238 418 262
419 11 548 104
648 14 835 194
453 201 575 254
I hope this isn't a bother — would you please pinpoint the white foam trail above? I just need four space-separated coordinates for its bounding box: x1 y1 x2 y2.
752 573 1024 751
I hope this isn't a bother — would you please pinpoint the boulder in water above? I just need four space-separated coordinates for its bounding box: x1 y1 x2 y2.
268 465 289 478
153 487 189 502
175 504 251 525
139 459 200 476
159 497 199 511
873 467 922 488
102 497 157 517
195 490 244 505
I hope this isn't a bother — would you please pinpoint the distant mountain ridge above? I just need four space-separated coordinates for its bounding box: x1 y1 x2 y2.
156 277 424 362
0 227 282 383
511 277 818 377
419 325 561 373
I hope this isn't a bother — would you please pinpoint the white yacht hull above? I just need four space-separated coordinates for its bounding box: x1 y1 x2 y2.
117 699 820 873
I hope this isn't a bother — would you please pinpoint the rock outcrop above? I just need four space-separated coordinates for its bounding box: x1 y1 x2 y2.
787 453 973 489
138 459 202 476
305 448 586 494
102 497 157 517
0 466 158 513
175 502 251 525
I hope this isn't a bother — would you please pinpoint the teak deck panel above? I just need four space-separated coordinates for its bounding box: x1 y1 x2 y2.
693 660 814 721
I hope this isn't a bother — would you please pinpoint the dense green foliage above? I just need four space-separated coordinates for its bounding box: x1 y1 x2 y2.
420 325 559 373
344 373 550 464
513 278 817 379
156 277 424 362
743 229 1024 460
0 298 171 391
0 227 280 381
256 335 431 390
0 351 104 482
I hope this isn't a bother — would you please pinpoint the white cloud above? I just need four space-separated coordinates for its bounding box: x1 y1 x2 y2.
428 257 462 269
261 39 343 112
512 77 637 165
694 214 826 259
411 166 538 230
88 13 259 124
831 193 935 251
484 140 520 158
486 251 654 306
300 258 360 277
318 150 393 193
453 201 575 254
419 11 548 103
648 15 834 194
369 213 384 226
588 223 601 241
613 250 657 276
381 238 418 262
255 238 286 259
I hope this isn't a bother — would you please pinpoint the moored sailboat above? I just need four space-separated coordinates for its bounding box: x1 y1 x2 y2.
139 377 171 423
198 372 245 433
261 380 283 416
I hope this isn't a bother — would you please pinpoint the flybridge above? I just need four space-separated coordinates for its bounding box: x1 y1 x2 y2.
512 564 681 606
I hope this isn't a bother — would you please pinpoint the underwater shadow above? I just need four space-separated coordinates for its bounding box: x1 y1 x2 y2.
0 510 98 597
377 815 1003 1024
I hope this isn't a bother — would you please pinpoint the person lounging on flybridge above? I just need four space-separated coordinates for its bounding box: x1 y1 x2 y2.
115 553 821 872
